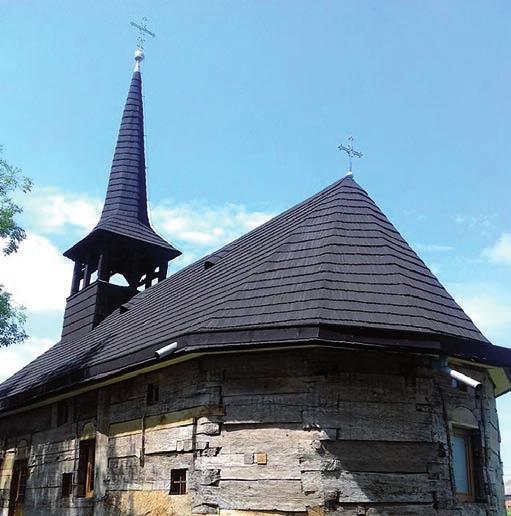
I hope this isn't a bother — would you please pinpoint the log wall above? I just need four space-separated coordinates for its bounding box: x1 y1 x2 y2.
0 348 506 515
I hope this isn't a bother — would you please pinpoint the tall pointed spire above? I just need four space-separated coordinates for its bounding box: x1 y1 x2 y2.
61 51 181 341
65 51 180 259
100 50 149 226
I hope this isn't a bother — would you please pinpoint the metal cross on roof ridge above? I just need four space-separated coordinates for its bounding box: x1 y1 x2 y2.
130 17 156 51
338 136 363 175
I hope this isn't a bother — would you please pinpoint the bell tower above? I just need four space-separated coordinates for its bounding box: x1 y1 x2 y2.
61 50 181 341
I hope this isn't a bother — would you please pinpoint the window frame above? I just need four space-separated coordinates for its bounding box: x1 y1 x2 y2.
77 439 95 498
146 382 160 406
56 400 71 426
452 426 476 502
8 458 29 515
169 468 187 495
14 459 29 503
61 472 73 498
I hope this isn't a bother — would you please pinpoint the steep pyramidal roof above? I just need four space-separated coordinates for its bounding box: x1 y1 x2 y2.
102 70 150 224
1 175 510 406
64 69 179 260
202 176 485 338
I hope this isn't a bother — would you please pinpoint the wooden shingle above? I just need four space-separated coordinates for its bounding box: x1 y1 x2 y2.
1 172 510 407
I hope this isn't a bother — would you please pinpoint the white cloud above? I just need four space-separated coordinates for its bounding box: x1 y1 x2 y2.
454 214 493 231
2 189 275 315
460 295 511 333
21 187 275 254
0 336 53 382
0 188 275 383
21 186 101 234
483 233 511 265
170 251 201 270
0 232 72 312
448 282 511 346
152 202 274 249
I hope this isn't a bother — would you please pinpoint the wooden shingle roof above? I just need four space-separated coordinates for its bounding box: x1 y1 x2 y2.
64 71 180 260
1 175 510 407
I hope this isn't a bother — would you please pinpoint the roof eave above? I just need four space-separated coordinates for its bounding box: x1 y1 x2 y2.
2 323 510 415
63 227 181 261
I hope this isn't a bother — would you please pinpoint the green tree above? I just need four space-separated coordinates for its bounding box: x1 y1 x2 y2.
0 147 32 346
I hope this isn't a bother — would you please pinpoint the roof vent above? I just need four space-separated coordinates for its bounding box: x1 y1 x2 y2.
204 246 232 270
119 289 148 313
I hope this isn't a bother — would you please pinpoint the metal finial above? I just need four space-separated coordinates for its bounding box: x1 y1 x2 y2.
338 136 363 176
130 18 155 71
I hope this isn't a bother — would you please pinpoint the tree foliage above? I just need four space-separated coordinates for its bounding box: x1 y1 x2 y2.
0 290 27 347
0 147 32 346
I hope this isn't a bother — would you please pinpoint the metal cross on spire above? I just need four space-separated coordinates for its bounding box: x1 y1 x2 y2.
130 17 156 51
338 136 363 176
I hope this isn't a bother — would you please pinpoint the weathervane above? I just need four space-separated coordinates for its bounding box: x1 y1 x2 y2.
338 136 363 176
130 17 156 51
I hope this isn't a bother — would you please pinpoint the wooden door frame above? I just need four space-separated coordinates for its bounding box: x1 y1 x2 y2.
7 458 28 516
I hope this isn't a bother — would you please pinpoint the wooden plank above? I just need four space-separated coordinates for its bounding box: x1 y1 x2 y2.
213 426 308 457
223 376 308 397
301 441 440 473
109 376 146 404
202 480 306 512
301 471 434 503
333 505 437 515
29 460 75 487
219 465 301 481
218 511 307 516
144 424 194 454
145 405 224 431
32 440 76 457
105 456 143 491
108 397 145 422
309 373 433 405
108 418 142 437
223 395 304 424
304 402 433 441
108 432 142 458
30 424 76 447
195 452 247 470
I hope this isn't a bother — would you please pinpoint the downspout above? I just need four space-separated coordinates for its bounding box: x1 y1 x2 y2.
436 356 482 389
155 342 178 359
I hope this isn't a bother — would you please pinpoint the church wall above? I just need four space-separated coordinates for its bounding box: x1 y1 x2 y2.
0 348 506 516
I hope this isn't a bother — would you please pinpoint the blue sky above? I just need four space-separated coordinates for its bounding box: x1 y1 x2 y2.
1 0 510 483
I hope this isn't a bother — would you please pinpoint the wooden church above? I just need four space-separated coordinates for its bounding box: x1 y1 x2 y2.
0 48 510 516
